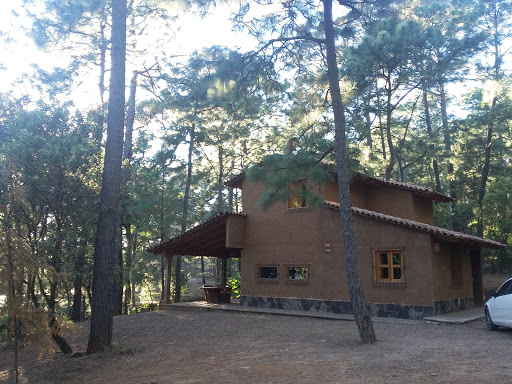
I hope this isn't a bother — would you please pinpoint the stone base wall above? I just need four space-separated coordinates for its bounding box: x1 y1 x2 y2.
434 297 474 315
240 295 435 320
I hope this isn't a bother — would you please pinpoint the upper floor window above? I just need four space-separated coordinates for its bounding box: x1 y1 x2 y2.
288 178 308 209
374 250 404 284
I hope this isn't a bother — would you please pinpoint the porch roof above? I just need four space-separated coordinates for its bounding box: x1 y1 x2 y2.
147 212 247 258
324 201 505 250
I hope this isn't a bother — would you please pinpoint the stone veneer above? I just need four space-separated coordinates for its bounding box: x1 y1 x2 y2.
240 295 475 319
240 295 436 320
434 297 474 315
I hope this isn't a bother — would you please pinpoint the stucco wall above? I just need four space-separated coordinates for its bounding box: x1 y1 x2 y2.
317 178 434 225
240 179 436 307
226 215 246 248
366 186 414 219
354 214 434 306
431 243 473 301
411 195 434 225
323 179 340 203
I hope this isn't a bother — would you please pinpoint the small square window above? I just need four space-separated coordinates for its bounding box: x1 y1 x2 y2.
285 265 309 283
257 265 279 282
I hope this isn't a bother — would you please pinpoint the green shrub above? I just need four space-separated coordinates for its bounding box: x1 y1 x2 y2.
227 276 241 299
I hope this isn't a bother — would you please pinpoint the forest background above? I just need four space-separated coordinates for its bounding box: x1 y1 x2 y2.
0 0 511 354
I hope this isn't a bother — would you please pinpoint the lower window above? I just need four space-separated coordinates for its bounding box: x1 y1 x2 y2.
286 265 309 283
257 265 279 282
374 250 404 283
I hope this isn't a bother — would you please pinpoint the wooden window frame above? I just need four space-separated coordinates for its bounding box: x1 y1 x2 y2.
285 264 310 284
256 264 279 283
373 249 405 285
287 178 309 209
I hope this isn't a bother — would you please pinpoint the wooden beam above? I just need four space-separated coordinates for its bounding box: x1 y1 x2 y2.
163 254 173 304
221 257 227 287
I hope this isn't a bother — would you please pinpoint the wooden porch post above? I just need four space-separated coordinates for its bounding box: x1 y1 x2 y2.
221 257 227 287
164 254 173 304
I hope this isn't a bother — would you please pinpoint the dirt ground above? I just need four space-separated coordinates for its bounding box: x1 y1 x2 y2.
1 306 511 384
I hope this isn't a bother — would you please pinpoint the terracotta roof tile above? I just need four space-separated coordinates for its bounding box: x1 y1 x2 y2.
324 201 505 250
225 168 453 202
147 212 247 254
224 172 245 188
352 173 454 202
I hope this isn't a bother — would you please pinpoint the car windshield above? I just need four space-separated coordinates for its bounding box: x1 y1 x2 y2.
496 280 512 296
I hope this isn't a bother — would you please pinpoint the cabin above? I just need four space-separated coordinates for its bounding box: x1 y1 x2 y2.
149 170 505 320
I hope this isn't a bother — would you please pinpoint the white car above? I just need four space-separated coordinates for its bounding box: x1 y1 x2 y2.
485 277 512 331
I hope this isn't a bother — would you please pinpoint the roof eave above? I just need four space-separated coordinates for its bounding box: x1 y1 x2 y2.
324 201 505 250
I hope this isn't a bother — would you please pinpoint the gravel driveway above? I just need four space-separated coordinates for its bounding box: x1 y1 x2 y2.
1 308 511 384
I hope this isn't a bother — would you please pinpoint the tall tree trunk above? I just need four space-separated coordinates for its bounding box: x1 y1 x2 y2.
87 0 127 354
217 146 224 212
376 87 386 160
228 188 233 212
160 180 167 301
422 84 442 193
124 223 133 314
113 243 123 316
384 81 396 181
3 205 20 383
322 0 376 344
477 5 502 239
71 272 83 322
477 96 497 238
114 72 138 316
175 125 195 302
27 271 39 309
438 82 455 198
131 226 138 306
216 146 224 284
71 238 86 322
95 21 107 145
363 93 374 156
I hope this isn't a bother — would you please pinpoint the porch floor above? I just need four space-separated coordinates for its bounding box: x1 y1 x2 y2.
159 301 485 325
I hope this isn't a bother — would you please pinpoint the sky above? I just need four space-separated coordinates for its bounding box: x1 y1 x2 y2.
0 1 260 108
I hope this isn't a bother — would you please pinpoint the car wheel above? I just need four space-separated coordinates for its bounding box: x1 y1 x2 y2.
485 307 498 331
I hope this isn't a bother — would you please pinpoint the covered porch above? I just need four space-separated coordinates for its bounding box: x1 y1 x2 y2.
148 212 246 304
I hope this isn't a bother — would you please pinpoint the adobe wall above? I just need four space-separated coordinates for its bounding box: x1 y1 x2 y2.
366 185 414 219
411 195 434 225
323 179 369 209
241 179 345 300
240 179 436 313
431 243 474 313
322 179 340 203
226 215 246 248
354 213 434 306
323 180 434 224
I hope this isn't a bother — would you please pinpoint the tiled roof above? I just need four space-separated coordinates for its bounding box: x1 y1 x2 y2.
224 172 245 188
147 212 247 254
225 168 453 202
324 201 505 250
352 173 454 202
